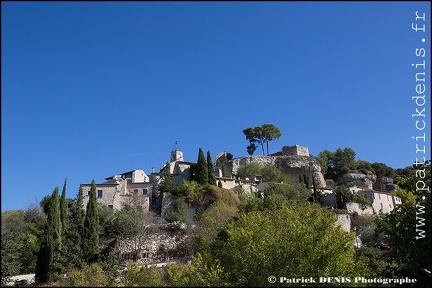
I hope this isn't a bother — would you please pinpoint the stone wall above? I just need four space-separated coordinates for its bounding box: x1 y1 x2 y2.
131 170 149 183
320 193 337 208
117 227 189 264
334 213 351 232
82 184 123 210
344 202 374 216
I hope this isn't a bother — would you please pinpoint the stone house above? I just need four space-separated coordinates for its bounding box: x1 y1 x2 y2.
361 189 402 214
81 169 154 212
320 185 402 215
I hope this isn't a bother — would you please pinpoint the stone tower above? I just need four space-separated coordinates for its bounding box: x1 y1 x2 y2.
170 141 184 162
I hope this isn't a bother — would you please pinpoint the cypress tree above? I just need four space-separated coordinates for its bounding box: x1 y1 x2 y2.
66 185 85 269
83 180 100 263
159 162 174 194
35 187 62 284
60 178 68 245
196 148 208 185
207 150 216 185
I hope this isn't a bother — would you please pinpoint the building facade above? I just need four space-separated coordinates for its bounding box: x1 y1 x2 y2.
81 170 154 212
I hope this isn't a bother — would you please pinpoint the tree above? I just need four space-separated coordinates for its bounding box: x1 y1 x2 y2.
65 185 86 269
194 201 238 252
334 147 356 174
164 198 188 224
164 253 225 287
261 165 290 183
355 160 374 175
1 210 27 284
1 231 25 285
243 124 282 156
40 194 52 215
83 180 100 263
375 160 431 285
391 188 417 208
210 204 370 286
317 149 334 178
246 142 257 156
158 162 174 195
263 183 311 203
372 162 395 179
60 178 68 246
121 262 165 287
261 123 282 156
35 187 62 284
375 195 431 284
22 203 47 274
236 162 263 179
207 150 216 185
56 263 109 287
243 127 260 155
1 204 47 282
196 148 208 185
318 148 357 181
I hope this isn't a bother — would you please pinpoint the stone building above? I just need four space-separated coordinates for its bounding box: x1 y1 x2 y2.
81 169 154 212
319 185 402 215
281 144 309 156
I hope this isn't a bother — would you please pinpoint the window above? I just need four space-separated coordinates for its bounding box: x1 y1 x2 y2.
143 189 148 195
380 203 383 209
389 204 392 209
378 193 381 200
108 205 113 210
133 189 138 195
97 190 103 198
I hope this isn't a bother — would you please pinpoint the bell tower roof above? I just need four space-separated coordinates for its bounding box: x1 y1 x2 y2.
170 141 184 162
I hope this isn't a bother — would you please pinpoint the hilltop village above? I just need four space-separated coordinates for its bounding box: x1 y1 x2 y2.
5 143 428 287
80 143 402 255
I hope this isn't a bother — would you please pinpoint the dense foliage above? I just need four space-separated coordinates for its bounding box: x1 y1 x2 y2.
235 162 291 183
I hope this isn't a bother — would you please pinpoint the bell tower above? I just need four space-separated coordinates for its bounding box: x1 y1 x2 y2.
170 141 184 162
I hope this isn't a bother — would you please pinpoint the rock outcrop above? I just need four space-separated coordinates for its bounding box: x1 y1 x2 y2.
217 155 326 188
337 173 377 189
373 177 399 192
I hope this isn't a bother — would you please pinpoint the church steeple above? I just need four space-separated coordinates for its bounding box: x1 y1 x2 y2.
170 141 183 162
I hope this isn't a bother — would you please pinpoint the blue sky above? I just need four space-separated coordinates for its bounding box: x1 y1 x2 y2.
2 1 430 212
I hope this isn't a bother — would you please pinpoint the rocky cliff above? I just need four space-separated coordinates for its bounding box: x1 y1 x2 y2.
337 173 377 190
217 155 326 188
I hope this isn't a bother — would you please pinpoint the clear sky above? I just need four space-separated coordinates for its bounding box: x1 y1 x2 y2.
2 1 430 212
